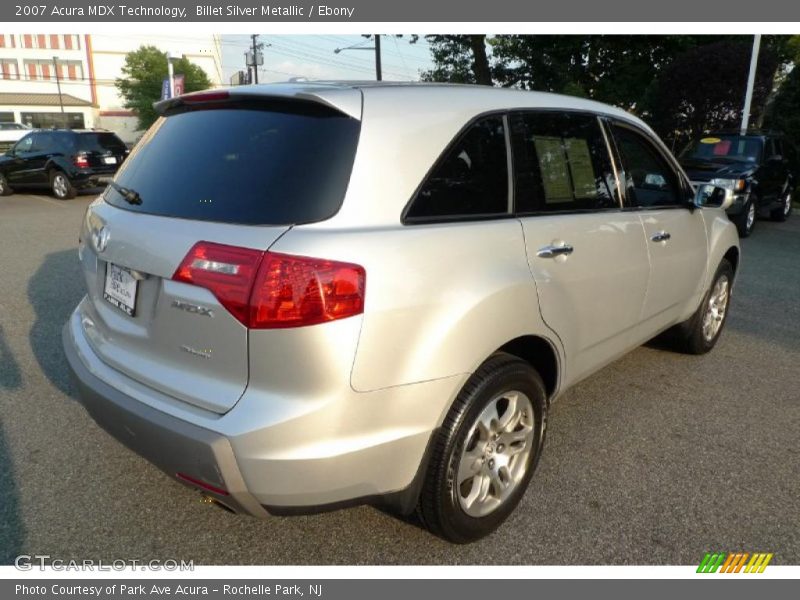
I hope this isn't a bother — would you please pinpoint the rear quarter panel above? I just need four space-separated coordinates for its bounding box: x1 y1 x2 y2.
272 220 563 394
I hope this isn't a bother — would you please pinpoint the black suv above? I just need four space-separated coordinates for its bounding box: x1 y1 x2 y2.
679 131 797 237
0 129 128 200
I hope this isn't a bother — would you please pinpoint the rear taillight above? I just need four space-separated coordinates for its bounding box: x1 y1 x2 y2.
172 242 365 329
172 242 263 325
73 153 89 168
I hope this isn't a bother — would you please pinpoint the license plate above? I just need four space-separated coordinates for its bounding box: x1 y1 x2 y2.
104 263 138 316
103 156 117 165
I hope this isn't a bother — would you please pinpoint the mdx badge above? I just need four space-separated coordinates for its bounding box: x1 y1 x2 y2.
171 299 215 318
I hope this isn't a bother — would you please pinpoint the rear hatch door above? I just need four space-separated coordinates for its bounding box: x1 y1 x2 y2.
78 91 361 413
76 132 129 174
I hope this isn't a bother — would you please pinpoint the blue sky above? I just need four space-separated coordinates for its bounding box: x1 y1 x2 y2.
220 35 435 84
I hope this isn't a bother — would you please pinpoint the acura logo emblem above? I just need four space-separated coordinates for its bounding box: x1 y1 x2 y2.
92 227 110 253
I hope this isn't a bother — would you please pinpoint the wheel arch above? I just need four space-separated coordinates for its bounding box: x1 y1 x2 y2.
723 246 739 278
493 335 560 402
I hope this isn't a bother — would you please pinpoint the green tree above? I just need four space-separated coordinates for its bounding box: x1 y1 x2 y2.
645 40 779 149
115 45 211 131
421 35 492 85
765 66 800 155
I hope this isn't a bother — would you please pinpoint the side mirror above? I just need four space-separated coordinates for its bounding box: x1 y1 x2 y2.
695 183 734 211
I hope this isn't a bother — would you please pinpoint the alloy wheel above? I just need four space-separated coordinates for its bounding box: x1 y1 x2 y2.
702 275 730 342
53 174 68 198
455 390 535 518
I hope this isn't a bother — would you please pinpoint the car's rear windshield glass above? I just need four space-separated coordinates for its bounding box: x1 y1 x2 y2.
104 101 361 225
76 132 127 153
680 135 763 163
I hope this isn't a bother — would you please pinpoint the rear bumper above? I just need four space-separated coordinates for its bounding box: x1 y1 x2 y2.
63 319 269 517
63 306 461 516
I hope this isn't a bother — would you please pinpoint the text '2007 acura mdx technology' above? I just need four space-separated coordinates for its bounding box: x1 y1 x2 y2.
63 82 740 543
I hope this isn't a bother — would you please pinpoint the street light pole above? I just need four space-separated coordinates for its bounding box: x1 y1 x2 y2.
740 34 761 136
52 56 65 117
166 51 176 98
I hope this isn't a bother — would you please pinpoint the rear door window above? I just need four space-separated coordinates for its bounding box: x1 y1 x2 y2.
405 115 509 221
510 112 618 213
105 101 361 226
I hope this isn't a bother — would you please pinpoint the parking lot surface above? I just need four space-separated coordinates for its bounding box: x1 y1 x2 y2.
0 191 798 565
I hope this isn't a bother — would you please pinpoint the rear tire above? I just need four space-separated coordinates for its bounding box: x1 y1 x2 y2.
771 187 793 222
0 173 12 196
50 170 76 200
416 353 547 543
733 199 755 237
674 259 734 355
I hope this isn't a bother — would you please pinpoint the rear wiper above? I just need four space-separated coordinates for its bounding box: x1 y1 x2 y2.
108 181 142 205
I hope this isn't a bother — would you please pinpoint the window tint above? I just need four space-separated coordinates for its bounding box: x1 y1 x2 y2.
35 131 67 153
511 112 618 213
613 125 682 208
105 102 360 225
76 132 127 154
406 115 509 220
14 134 34 152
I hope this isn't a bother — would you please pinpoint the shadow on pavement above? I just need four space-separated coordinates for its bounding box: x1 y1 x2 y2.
0 325 21 390
0 327 25 564
0 423 24 565
27 249 85 397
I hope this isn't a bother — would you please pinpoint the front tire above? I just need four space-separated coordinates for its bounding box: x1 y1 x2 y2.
675 259 734 355
771 187 793 222
417 353 547 543
733 199 756 237
50 170 76 200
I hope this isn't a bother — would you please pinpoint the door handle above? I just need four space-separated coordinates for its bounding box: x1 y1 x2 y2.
651 231 671 243
537 244 574 259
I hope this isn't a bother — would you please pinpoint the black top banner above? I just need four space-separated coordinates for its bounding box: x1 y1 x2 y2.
5 0 800 22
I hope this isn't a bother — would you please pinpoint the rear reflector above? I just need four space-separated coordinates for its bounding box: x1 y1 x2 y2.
172 242 366 329
176 472 229 496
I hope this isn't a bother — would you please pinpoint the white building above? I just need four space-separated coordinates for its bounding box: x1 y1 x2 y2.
0 33 223 144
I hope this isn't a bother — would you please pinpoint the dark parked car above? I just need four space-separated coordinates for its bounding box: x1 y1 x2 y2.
679 131 797 237
0 129 128 200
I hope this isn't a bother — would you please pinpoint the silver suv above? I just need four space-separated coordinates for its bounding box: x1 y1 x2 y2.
63 82 740 543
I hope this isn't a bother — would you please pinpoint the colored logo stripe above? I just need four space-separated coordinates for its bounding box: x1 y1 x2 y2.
697 552 773 573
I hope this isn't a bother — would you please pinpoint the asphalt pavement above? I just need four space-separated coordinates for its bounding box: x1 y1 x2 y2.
0 191 798 565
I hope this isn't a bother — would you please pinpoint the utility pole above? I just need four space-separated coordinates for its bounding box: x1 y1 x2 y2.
741 34 761 135
335 35 385 81
374 34 382 81
249 34 265 84
52 56 65 126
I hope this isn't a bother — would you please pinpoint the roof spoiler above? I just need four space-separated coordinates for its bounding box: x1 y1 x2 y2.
153 86 362 120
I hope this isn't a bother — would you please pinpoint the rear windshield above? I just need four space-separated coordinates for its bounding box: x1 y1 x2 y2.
76 132 127 153
680 135 763 163
104 102 361 225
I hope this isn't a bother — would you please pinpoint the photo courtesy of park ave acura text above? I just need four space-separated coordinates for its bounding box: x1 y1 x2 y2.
0 27 798 567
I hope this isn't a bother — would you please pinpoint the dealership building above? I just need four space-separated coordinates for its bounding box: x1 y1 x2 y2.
0 33 223 144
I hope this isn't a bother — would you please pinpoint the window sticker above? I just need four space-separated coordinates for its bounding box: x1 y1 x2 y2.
533 136 572 203
564 137 598 199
